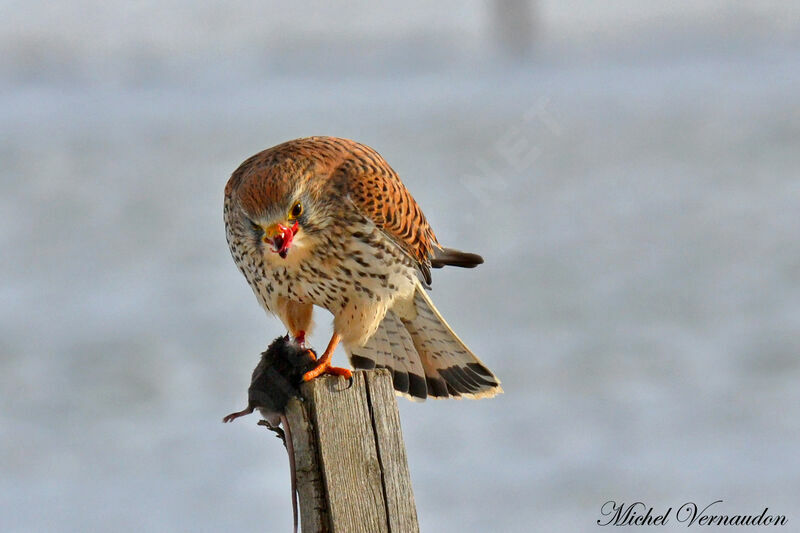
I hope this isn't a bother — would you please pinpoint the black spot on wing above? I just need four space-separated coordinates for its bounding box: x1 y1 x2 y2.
453 366 486 391
464 367 499 388
438 367 466 393
426 376 450 398
351 354 376 370
392 370 409 394
408 373 428 400
439 366 479 394
467 362 495 378
444 380 461 396
455 367 485 393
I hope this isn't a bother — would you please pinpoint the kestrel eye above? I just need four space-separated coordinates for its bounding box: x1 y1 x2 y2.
290 202 303 219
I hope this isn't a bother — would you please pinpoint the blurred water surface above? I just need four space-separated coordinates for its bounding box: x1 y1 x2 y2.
2 2 800 532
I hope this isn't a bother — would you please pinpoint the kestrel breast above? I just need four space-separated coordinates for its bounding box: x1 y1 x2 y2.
224 136 501 401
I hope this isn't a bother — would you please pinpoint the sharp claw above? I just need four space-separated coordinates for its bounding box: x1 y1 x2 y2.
258 419 287 447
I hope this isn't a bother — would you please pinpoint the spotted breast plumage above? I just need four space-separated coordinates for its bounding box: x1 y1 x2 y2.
224 136 501 400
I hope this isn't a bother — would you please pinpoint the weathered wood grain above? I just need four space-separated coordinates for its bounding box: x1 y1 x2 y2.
364 371 419 533
286 369 419 533
285 396 329 533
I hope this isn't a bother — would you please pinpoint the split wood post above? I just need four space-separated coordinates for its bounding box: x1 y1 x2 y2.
284 369 420 533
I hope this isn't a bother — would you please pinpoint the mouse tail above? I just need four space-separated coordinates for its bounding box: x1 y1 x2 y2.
281 414 299 533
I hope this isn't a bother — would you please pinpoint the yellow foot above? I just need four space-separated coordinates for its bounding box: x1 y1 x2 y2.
302 360 352 382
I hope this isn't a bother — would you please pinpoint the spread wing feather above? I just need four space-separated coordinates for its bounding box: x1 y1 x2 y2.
347 309 429 401
346 281 502 400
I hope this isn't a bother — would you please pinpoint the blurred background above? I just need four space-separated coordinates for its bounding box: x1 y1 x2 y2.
2 1 799 531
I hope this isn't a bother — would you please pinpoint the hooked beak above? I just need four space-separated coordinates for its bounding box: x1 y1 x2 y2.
263 221 299 258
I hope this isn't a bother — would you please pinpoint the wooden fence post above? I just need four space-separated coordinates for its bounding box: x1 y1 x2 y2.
284 369 420 533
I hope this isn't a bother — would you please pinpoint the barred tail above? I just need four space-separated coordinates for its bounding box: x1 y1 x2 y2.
345 283 502 400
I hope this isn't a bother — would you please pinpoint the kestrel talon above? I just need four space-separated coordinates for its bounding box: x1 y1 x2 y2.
224 136 502 400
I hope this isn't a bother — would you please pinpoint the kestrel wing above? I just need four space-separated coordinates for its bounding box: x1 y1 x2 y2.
336 144 439 285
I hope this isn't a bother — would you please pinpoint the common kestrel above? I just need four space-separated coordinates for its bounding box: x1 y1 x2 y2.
224 137 501 400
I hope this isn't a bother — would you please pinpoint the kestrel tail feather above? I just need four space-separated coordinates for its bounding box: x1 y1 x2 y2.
346 283 502 400
347 309 429 400
431 247 484 269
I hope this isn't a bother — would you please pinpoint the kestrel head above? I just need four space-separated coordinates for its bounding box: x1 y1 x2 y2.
225 141 344 262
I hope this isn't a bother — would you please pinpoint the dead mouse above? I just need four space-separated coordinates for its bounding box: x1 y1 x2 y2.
223 335 317 533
